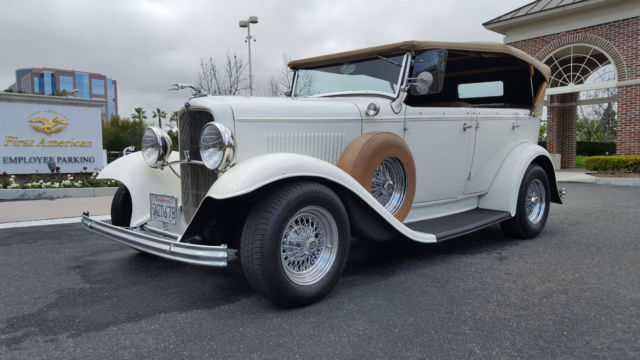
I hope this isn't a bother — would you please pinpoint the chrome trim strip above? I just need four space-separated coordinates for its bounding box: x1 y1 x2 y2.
140 223 180 240
162 159 205 167
82 214 228 267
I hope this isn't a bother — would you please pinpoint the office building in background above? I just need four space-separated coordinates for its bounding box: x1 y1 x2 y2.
13 67 118 121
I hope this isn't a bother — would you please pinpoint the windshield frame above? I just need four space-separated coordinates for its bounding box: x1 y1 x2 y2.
291 53 410 100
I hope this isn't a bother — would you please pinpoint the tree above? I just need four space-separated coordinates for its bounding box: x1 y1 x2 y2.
102 115 147 152
266 54 294 96
152 108 167 128
198 50 248 95
167 129 179 148
539 122 547 141
601 102 617 139
169 111 179 124
131 107 147 123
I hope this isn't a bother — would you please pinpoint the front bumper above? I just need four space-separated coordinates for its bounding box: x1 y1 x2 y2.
81 213 228 267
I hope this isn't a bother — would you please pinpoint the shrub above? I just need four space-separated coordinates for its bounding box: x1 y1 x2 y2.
537 141 616 156
577 141 616 156
584 155 640 173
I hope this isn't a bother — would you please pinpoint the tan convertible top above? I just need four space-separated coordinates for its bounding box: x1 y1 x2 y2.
288 40 550 80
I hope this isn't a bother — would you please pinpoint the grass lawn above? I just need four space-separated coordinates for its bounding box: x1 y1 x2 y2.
576 155 586 168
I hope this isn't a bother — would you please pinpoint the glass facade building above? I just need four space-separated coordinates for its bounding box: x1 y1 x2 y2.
14 67 118 121
75 73 90 98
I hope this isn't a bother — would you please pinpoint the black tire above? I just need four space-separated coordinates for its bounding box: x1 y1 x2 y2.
240 182 350 307
500 164 551 239
111 185 132 227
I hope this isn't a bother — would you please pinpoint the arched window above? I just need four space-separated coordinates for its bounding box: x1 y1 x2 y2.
543 44 617 95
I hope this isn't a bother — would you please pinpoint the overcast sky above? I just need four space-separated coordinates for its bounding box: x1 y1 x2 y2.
0 0 529 124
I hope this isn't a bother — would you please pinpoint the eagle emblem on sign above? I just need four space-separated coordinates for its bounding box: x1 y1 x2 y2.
29 116 69 135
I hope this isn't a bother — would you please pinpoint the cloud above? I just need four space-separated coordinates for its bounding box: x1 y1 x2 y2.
0 0 527 121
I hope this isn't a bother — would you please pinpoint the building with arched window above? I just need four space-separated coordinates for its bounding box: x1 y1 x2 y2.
485 0 640 167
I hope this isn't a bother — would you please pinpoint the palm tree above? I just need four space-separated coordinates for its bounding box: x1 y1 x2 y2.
152 108 167 128
169 111 179 124
131 107 147 124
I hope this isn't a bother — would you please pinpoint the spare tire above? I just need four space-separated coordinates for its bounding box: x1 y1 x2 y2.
338 132 416 222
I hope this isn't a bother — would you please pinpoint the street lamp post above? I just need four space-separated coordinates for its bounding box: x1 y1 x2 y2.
239 16 258 96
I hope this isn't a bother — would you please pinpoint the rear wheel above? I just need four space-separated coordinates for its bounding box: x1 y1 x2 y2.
111 185 132 227
240 182 350 307
500 164 550 239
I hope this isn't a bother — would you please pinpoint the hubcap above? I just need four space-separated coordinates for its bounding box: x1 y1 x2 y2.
525 179 546 224
371 157 407 214
280 206 338 285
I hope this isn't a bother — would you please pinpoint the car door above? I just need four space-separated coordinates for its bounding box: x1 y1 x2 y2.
463 108 519 194
404 106 476 202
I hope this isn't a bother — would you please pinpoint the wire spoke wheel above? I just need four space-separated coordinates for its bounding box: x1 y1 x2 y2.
525 179 546 225
371 157 407 214
280 206 338 286
500 164 551 239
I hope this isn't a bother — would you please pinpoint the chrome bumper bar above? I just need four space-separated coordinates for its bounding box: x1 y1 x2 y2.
81 213 228 267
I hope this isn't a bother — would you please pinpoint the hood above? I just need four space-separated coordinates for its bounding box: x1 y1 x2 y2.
186 95 364 125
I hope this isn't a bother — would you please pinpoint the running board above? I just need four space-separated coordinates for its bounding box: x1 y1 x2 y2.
405 209 511 242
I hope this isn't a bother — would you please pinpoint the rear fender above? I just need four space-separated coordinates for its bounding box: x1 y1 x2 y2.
97 152 181 227
478 143 561 216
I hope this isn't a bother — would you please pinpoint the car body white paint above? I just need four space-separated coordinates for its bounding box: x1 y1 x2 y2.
96 45 555 245
97 152 182 229
478 141 553 216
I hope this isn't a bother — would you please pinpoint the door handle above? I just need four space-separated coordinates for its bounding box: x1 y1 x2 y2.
463 123 473 131
512 122 521 130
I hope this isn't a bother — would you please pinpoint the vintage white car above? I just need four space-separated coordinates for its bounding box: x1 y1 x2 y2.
83 41 562 306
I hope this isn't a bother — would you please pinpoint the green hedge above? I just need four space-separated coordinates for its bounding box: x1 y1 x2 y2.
577 141 616 156
584 155 640 173
538 141 616 156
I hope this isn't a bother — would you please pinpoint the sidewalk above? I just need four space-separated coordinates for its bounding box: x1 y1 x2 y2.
556 169 640 186
555 169 596 183
0 196 111 223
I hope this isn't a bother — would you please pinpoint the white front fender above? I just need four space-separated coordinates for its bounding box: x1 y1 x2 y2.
98 152 181 227
207 153 436 243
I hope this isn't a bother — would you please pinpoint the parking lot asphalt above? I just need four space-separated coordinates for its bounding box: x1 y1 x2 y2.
1 183 639 359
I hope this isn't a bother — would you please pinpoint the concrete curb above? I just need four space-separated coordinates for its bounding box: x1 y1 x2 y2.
594 177 640 187
0 187 117 201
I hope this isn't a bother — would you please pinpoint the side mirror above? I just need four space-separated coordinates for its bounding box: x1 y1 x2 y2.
408 71 434 95
409 49 447 95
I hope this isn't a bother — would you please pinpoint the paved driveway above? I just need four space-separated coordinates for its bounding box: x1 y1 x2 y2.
1 183 639 359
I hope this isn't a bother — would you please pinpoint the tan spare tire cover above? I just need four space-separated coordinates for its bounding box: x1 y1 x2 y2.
337 132 416 222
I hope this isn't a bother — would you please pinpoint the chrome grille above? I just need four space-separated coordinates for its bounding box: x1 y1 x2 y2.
179 110 217 222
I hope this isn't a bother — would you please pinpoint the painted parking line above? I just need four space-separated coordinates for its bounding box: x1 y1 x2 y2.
0 215 110 229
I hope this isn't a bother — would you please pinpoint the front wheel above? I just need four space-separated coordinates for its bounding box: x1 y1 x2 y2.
111 185 132 226
240 182 350 307
500 164 551 239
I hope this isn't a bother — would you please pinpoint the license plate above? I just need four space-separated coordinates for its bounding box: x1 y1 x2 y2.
150 194 178 224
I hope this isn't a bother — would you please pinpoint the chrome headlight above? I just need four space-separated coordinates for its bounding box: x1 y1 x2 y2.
141 126 172 167
199 122 235 171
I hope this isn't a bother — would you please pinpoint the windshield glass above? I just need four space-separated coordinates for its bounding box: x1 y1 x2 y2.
293 54 405 97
